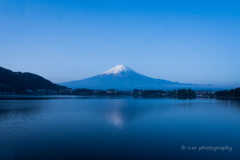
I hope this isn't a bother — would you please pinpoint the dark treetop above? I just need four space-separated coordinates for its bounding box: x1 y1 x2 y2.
215 87 240 97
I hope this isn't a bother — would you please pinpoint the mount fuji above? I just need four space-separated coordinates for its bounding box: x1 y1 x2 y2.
59 65 215 90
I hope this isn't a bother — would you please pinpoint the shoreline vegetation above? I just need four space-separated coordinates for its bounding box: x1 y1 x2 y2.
215 87 240 100
0 87 195 96
1 87 240 100
0 87 204 98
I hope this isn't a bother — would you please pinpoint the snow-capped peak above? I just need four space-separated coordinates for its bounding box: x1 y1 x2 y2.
102 65 132 75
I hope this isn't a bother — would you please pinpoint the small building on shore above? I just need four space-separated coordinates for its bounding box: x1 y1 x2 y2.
106 89 117 94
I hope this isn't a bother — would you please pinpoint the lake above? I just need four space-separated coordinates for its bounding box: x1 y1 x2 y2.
0 96 240 159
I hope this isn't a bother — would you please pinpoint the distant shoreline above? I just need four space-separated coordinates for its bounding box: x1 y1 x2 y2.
1 94 240 101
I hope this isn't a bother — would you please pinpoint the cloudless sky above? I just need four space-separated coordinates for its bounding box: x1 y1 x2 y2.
0 0 240 87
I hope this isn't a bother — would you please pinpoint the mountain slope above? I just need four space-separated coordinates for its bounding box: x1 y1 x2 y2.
60 65 214 90
0 66 66 92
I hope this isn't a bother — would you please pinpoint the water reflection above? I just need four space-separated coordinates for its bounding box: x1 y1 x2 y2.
100 99 171 129
105 110 124 129
101 100 127 129
0 100 43 131
0 97 240 160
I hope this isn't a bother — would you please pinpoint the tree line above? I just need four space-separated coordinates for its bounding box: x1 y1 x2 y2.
177 88 196 97
215 88 240 97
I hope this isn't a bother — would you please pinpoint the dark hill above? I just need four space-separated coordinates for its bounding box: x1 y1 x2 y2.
0 66 66 93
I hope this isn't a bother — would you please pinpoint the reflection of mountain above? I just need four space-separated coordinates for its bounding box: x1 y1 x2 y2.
60 65 217 90
105 110 124 129
91 99 172 129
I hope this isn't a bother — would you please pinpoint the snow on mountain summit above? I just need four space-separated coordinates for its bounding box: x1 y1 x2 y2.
102 65 134 75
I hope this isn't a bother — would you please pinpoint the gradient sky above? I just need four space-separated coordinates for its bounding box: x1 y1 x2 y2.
0 0 240 87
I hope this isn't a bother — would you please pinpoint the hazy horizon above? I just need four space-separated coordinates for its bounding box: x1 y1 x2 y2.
1 0 240 87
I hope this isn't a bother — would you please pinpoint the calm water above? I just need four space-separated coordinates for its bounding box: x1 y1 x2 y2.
0 96 240 160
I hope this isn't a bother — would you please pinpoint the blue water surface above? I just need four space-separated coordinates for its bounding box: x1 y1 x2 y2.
0 96 240 160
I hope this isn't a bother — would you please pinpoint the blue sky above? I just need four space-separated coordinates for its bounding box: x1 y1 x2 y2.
0 0 240 87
